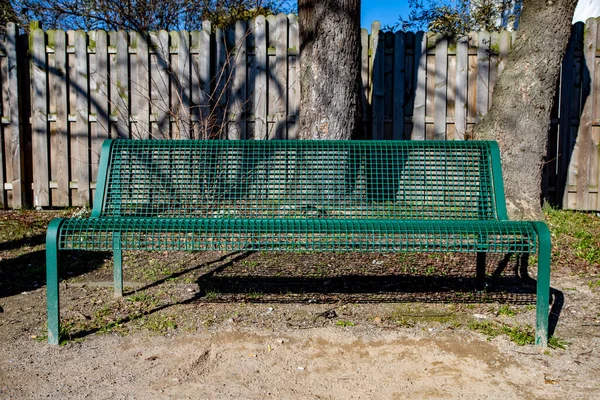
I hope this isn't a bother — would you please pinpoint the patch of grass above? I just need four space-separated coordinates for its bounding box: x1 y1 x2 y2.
425 265 436 275
394 317 416 328
125 292 160 308
497 304 516 317
545 206 600 266
468 320 535 346
0 210 63 244
204 289 220 300
141 314 177 334
502 325 534 346
97 317 131 335
127 292 151 303
335 320 355 327
468 320 500 339
139 259 178 281
247 290 263 300
548 336 569 350
240 260 258 268
37 320 85 345
94 306 112 319
588 279 600 292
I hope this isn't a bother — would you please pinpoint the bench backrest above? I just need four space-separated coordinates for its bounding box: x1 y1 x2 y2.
92 140 507 221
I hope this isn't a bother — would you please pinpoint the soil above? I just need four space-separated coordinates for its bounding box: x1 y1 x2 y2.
1 210 599 399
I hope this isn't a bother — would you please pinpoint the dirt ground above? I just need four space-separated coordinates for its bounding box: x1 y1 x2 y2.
1 209 599 399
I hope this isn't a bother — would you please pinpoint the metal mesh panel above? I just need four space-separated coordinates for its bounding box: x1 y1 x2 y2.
59 219 536 253
100 140 497 220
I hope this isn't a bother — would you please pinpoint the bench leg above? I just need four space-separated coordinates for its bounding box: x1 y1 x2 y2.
113 233 123 298
532 222 551 348
46 219 63 345
476 252 486 291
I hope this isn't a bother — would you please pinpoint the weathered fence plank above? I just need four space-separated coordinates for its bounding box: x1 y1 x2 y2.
287 14 299 140
577 18 597 210
214 28 227 139
413 32 426 140
178 31 191 139
116 31 129 139
567 24 586 209
559 25 578 208
191 26 211 139
455 37 468 140
254 16 267 139
6 23 25 208
274 13 288 140
87 31 99 188
392 31 405 140
32 28 49 208
74 30 90 204
152 30 170 139
434 34 447 140
372 23 384 140
49 30 69 206
591 19 600 210
360 28 369 135
230 20 248 140
476 31 490 123
92 30 110 185
0 34 7 207
131 31 150 140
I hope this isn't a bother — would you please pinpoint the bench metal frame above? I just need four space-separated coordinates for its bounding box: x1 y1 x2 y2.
46 140 551 346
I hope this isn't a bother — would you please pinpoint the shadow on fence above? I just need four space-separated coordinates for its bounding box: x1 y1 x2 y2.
2 18 599 210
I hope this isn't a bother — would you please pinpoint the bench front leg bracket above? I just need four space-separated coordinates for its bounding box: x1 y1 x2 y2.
46 218 64 345
113 232 123 298
532 222 551 348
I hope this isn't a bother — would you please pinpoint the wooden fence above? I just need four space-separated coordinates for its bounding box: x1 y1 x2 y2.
0 16 599 210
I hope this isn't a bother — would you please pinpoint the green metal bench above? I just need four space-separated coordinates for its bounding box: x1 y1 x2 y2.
46 140 551 346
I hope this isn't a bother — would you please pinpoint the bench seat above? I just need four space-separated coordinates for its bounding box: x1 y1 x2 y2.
52 217 538 253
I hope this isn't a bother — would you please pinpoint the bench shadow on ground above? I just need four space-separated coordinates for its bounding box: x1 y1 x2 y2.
69 251 563 341
0 246 110 299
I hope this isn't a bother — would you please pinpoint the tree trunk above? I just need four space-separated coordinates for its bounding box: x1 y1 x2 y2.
298 0 362 140
473 0 577 220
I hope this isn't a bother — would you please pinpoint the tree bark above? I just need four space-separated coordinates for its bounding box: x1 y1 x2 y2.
298 0 362 140
473 0 577 220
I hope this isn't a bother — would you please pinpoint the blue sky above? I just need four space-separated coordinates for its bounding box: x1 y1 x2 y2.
359 0 600 30
361 1 411 30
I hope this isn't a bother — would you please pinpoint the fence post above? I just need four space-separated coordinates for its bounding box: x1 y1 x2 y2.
6 23 26 208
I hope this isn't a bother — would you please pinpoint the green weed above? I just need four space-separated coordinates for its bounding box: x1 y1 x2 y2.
247 290 263 300
548 336 569 350
468 320 534 346
204 289 220 300
141 314 177 334
588 279 600 292
497 304 516 317
545 206 600 265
